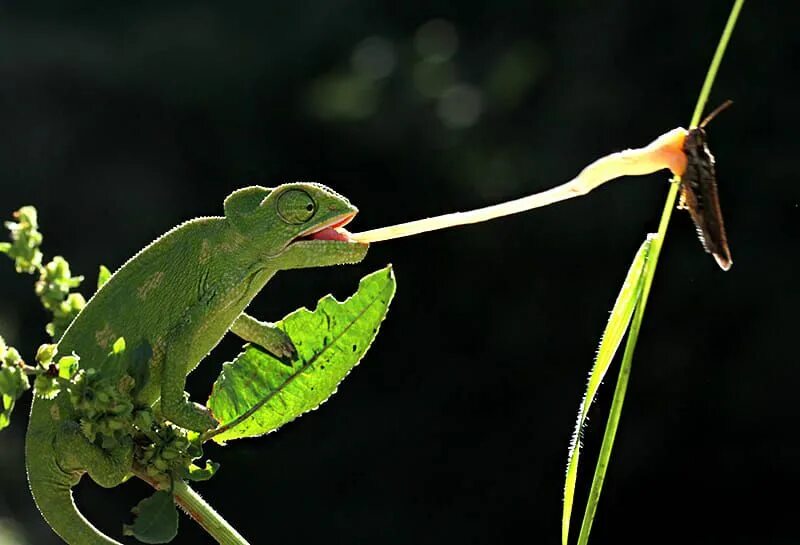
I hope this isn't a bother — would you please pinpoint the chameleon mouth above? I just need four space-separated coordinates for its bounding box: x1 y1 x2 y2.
295 212 357 243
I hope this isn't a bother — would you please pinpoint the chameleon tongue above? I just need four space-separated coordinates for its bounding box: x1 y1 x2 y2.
306 227 353 242
349 127 688 243
298 213 356 242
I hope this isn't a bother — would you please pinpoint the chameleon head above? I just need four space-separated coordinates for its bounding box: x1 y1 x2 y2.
224 183 369 265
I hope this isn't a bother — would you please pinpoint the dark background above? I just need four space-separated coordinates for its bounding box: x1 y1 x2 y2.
0 1 796 544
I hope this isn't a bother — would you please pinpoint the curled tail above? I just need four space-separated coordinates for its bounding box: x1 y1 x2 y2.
26 401 123 545
27 477 122 545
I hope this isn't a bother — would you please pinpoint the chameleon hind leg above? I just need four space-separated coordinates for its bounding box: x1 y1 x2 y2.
230 313 297 360
160 324 219 432
161 313 296 432
54 422 132 488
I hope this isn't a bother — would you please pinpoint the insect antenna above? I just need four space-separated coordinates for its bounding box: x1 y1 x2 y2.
698 99 733 128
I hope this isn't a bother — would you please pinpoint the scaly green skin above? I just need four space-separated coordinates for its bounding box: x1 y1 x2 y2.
25 183 368 545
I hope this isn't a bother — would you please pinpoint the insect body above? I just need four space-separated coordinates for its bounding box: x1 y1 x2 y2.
677 100 733 271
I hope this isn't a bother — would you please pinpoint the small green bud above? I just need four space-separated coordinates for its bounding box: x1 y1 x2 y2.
3 346 22 367
2 206 44 274
57 355 80 379
0 362 31 430
134 410 154 430
160 449 178 461
107 419 124 431
36 344 57 366
111 337 126 355
97 265 111 290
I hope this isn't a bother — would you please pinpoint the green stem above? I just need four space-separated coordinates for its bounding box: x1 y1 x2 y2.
574 0 745 542
689 0 746 129
135 472 250 545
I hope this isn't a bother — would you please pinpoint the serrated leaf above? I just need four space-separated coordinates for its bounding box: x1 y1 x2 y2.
562 236 652 545
33 374 61 400
123 491 178 544
206 265 396 444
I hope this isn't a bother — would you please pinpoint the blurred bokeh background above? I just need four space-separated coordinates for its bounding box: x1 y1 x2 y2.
0 1 797 544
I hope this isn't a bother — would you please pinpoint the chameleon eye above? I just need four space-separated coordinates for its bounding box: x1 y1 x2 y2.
277 189 316 224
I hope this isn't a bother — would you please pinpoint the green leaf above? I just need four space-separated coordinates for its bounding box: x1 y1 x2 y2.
57 355 80 380
182 460 220 482
206 265 396 444
97 265 111 290
123 490 179 544
562 236 652 545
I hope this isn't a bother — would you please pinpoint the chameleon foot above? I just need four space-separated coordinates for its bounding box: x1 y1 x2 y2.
262 328 297 360
230 314 298 361
163 400 218 432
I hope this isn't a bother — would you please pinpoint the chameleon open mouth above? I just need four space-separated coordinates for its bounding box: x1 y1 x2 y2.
295 212 357 243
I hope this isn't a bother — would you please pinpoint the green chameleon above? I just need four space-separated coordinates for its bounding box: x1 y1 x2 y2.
25 183 368 545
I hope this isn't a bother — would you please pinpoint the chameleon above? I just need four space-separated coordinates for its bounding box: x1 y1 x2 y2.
25 183 368 545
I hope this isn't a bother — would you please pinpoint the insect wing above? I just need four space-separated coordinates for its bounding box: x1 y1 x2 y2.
680 128 732 270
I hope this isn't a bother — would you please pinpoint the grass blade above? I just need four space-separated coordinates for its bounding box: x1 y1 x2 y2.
575 242 655 545
562 235 654 545
569 2 746 543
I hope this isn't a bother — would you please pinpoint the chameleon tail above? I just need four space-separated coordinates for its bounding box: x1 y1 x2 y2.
27 460 123 545
26 406 123 545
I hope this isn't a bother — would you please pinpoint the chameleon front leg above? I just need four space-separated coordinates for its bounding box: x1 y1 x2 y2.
54 422 132 488
230 313 297 360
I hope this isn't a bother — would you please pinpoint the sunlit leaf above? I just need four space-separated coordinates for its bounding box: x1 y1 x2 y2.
206 266 396 444
57 355 80 380
97 265 111 290
182 460 220 482
562 236 652 545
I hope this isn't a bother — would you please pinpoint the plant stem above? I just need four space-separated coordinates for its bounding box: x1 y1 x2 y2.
689 0 746 129
574 0 745 542
135 471 250 545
